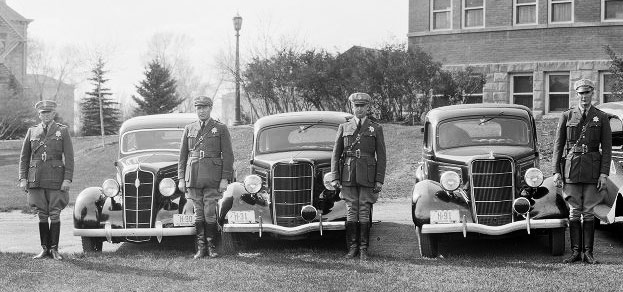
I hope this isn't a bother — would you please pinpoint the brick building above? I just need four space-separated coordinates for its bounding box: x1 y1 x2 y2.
0 0 28 92
408 0 623 117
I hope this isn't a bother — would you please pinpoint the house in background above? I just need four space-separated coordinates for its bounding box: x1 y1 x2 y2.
408 0 623 117
0 0 28 92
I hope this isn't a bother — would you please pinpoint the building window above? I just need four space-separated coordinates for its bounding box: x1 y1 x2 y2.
547 73 570 112
463 0 484 28
464 76 484 103
602 72 623 102
514 0 537 25
603 0 623 21
550 0 573 23
431 0 452 30
511 75 533 109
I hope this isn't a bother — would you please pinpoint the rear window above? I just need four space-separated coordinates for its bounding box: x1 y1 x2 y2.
437 117 532 149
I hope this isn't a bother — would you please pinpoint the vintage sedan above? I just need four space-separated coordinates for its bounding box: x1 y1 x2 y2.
218 111 351 251
412 104 569 258
73 113 198 252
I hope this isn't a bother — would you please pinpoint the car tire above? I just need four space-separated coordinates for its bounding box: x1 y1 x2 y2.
549 227 565 256
416 226 438 258
81 237 103 253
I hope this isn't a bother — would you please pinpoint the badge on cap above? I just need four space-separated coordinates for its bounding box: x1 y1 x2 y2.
211 127 218 134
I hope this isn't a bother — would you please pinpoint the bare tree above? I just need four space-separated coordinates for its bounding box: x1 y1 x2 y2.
27 38 82 101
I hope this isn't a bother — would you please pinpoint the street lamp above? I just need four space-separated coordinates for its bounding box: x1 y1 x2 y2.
232 13 243 125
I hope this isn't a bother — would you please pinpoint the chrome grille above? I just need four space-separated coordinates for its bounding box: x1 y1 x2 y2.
271 162 313 227
470 159 514 226
124 169 155 242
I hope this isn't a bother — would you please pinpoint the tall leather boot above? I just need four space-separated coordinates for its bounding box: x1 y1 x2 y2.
583 220 597 264
344 221 359 258
33 222 50 259
359 221 371 261
205 222 219 258
49 222 63 260
193 221 206 259
563 220 582 264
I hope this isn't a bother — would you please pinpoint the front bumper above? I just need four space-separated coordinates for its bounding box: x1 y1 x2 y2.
421 218 568 236
73 221 195 243
223 221 345 237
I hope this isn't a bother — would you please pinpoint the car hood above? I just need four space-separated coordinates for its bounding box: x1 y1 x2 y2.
117 152 179 174
253 150 332 168
435 146 536 165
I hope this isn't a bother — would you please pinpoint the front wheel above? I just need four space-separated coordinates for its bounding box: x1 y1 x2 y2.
416 226 438 258
549 227 565 256
81 237 104 253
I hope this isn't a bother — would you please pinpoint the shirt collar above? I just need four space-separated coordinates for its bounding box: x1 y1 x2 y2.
354 116 366 125
578 104 592 112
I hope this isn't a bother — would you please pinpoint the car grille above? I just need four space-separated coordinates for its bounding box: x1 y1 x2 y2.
124 169 155 242
469 158 514 226
271 162 313 227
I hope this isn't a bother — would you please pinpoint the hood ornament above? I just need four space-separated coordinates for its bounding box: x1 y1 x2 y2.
135 169 141 188
488 150 495 159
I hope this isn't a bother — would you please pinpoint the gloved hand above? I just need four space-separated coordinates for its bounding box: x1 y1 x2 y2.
219 179 229 193
373 182 383 193
178 180 186 193
19 179 28 193
61 180 71 192
553 173 563 188
597 174 608 192
331 180 342 190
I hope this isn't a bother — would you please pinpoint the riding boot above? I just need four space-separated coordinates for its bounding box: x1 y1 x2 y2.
563 220 582 264
193 221 206 259
344 221 359 258
359 221 371 261
205 222 219 258
583 220 597 264
33 222 50 259
48 222 63 260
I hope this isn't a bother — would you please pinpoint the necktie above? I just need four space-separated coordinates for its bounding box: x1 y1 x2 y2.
582 109 587 121
357 119 362 131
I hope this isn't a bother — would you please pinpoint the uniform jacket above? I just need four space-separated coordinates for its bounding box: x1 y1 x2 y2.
331 117 387 188
19 122 74 189
553 105 612 184
178 118 234 189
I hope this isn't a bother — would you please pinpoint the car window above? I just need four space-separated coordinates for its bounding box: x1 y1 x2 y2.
121 129 184 153
257 124 337 153
437 117 531 149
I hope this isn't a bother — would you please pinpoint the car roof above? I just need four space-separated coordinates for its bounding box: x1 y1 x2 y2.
254 111 353 130
426 103 533 124
119 113 198 133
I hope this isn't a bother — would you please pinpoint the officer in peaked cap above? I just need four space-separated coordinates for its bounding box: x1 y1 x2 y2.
553 78 611 264
18 100 74 260
331 92 386 261
178 95 233 259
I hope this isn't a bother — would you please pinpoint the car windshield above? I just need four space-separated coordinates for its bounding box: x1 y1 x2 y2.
121 129 184 153
437 117 532 149
256 124 338 154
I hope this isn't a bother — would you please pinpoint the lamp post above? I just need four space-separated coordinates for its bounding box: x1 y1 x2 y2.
232 13 243 125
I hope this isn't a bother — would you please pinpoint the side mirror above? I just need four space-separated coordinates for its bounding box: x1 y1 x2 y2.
610 116 623 147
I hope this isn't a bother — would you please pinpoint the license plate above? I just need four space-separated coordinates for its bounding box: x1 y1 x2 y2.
227 210 256 223
173 214 195 227
430 210 460 224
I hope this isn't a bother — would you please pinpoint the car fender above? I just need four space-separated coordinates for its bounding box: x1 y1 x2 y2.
411 180 473 227
73 187 104 229
529 176 568 219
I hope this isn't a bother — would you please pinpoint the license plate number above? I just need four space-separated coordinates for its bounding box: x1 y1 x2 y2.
430 210 460 224
173 214 195 227
227 211 256 223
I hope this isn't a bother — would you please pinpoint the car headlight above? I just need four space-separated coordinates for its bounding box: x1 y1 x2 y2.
159 178 176 197
102 179 120 197
440 171 461 191
524 168 544 187
243 175 262 193
323 172 335 190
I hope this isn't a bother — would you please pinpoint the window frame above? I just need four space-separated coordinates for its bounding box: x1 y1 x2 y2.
549 0 574 24
462 0 485 29
510 73 534 110
513 0 538 26
431 0 453 31
545 72 570 114
600 71 623 103
602 0 623 22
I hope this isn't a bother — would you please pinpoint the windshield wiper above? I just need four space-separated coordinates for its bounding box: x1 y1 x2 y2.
298 119 323 133
479 111 504 125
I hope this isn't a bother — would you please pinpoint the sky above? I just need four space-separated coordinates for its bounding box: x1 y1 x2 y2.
8 0 408 113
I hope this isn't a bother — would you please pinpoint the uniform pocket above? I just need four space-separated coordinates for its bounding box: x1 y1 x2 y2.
592 153 602 179
588 122 602 142
341 158 352 182
28 160 40 182
208 159 223 182
366 159 377 183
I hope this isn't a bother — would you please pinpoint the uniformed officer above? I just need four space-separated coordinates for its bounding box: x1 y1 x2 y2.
331 92 387 261
178 96 234 259
553 79 612 264
18 100 74 260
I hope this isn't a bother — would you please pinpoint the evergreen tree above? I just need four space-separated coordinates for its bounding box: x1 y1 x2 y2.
132 58 182 115
80 57 121 136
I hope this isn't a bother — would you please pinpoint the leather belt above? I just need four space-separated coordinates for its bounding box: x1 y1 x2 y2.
32 155 63 162
345 149 373 158
570 145 599 154
189 150 221 159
